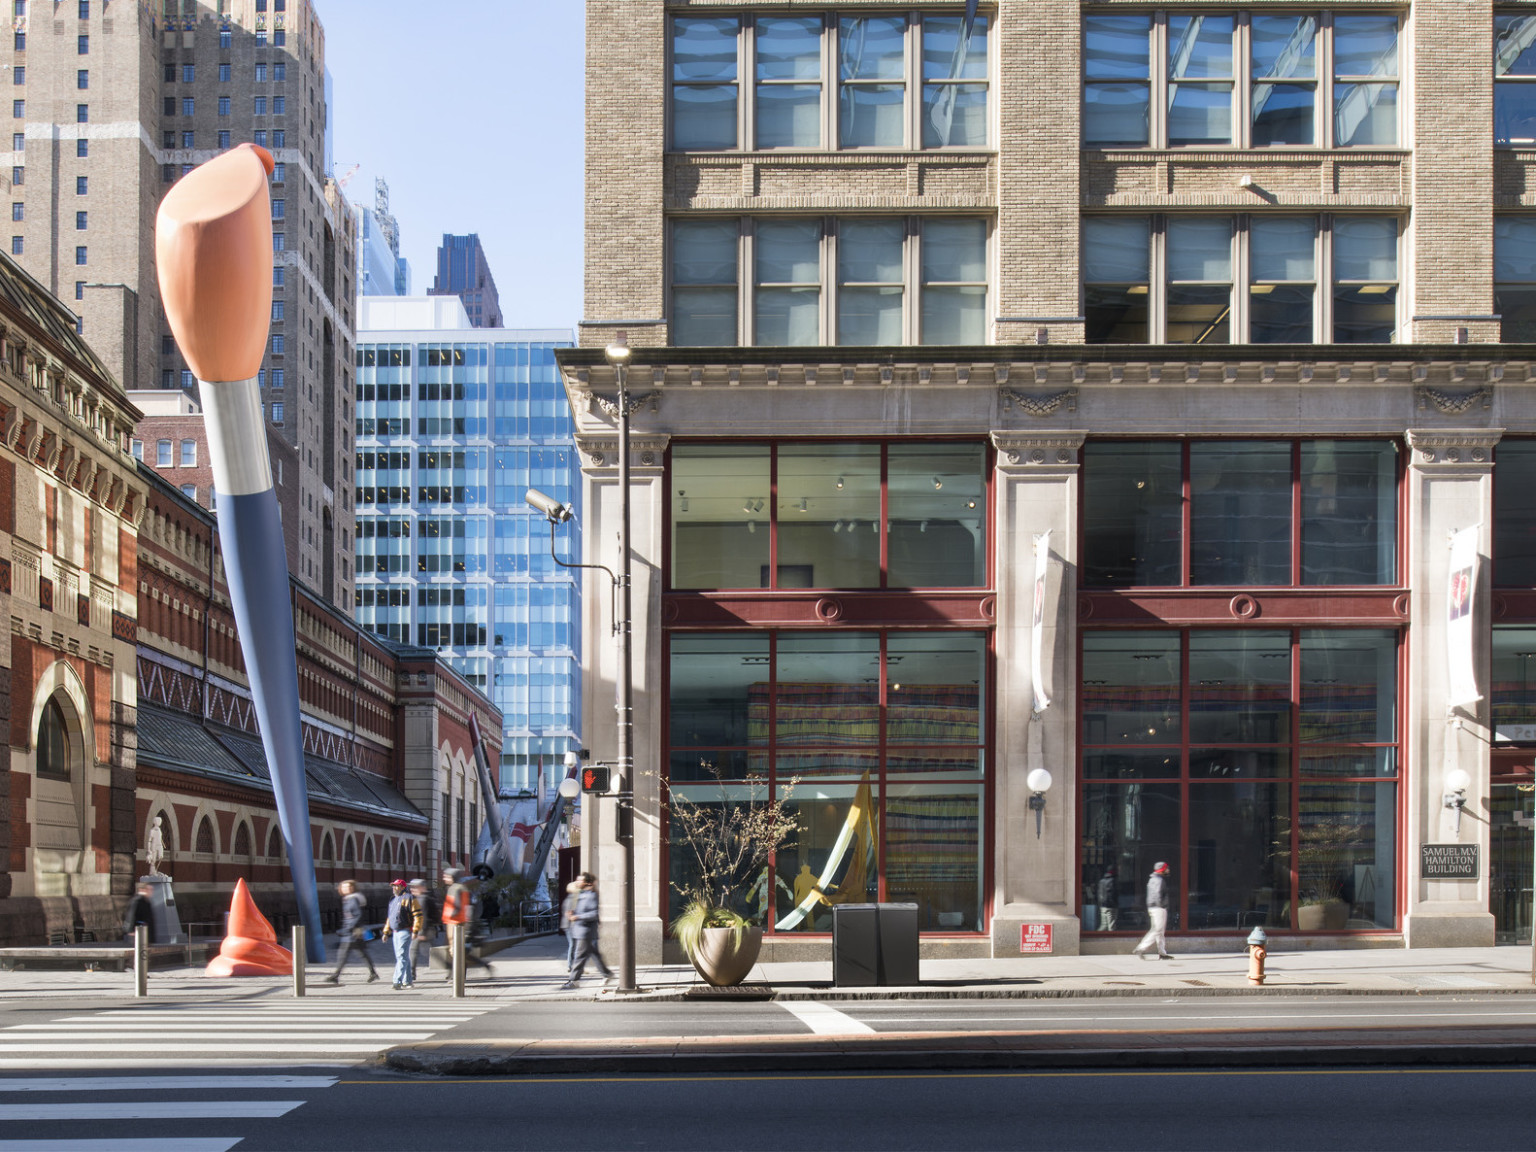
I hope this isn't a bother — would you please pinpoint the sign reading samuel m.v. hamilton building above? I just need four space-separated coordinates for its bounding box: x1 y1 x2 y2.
1421 844 1480 879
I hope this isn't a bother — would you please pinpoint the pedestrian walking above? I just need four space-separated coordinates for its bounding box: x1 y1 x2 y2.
380 878 423 988
325 880 378 984
559 879 582 975
1097 865 1118 932
560 872 615 989
122 881 157 943
441 868 492 980
1131 861 1174 960
410 879 439 973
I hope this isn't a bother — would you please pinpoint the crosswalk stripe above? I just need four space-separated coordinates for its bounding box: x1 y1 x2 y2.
0 1101 303 1121
0 1141 239 1152
0 1075 336 1092
0 1044 418 1053
778 1001 877 1036
0 1038 439 1044
0 1059 354 1069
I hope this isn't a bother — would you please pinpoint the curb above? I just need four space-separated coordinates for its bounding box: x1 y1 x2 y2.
505 982 1536 1003
380 1032 1536 1076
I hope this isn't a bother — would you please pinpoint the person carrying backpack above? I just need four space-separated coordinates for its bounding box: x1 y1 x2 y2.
440 869 491 980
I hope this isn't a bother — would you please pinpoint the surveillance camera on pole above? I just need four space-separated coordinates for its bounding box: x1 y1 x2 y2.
525 488 573 523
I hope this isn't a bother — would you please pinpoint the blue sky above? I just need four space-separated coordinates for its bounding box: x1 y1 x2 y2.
320 0 585 330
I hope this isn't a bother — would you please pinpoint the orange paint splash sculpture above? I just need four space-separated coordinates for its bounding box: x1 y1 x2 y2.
205 878 293 977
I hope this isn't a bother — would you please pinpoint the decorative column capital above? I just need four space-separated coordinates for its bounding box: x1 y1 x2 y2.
991 430 1088 474
1404 428 1504 469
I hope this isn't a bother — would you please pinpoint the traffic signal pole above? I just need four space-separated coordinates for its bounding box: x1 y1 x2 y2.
613 344 638 995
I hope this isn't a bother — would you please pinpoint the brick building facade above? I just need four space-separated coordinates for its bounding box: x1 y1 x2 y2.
0 247 145 944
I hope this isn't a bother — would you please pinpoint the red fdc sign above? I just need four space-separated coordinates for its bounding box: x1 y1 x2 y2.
1020 923 1053 954
581 765 611 793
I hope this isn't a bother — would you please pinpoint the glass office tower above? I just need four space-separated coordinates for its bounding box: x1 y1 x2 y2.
353 299 578 790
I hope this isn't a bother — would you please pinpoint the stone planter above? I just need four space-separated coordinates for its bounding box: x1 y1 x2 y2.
1297 898 1348 931
688 925 763 987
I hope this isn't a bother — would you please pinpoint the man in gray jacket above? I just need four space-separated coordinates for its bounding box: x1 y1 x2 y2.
560 873 616 990
1131 861 1174 960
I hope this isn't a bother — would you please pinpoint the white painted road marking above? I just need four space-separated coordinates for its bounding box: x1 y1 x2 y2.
0 1001 493 1067
779 1001 877 1035
0 1075 337 1092
0 1100 304 1120
0 1141 240 1152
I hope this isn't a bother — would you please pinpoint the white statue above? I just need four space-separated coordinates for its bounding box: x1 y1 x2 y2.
145 815 167 877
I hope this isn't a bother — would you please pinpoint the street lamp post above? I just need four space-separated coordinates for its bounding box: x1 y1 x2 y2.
607 338 637 995
524 337 639 993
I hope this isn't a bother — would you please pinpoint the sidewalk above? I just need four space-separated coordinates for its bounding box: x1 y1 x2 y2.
7 933 1536 1074
3 930 1533 1001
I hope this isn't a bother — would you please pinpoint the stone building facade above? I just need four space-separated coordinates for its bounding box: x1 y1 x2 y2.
569 1 1536 961
5 0 358 607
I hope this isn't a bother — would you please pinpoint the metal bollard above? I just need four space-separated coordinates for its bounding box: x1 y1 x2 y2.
451 922 465 999
1246 925 1267 986
292 924 306 997
133 925 148 998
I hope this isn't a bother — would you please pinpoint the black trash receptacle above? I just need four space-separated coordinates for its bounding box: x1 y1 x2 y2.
833 902 919 987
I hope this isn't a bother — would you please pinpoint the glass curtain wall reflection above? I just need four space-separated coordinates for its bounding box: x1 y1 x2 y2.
354 329 580 791
667 630 987 933
1081 629 1398 934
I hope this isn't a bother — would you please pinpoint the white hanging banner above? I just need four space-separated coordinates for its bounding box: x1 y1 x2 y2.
1031 531 1052 714
1447 526 1482 707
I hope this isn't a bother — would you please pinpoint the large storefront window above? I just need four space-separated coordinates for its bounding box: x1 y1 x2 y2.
1495 441 1536 586
667 630 987 933
670 441 987 589
1080 628 1398 934
1083 440 1398 587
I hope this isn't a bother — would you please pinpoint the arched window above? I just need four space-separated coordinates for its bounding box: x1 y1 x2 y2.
233 822 251 858
412 843 422 867
342 835 355 862
266 826 281 859
381 840 392 866
320 832 334 861
363 837 374 864
195 816 215 855
36 697 71 781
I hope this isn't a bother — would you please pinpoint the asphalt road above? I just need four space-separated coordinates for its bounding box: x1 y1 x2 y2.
2 1065 1534 1150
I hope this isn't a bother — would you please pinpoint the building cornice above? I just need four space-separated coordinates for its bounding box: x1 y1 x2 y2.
557 345 1536 393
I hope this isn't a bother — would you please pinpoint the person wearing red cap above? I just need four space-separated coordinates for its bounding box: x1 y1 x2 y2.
1131 861 1174 960
380 878 423 988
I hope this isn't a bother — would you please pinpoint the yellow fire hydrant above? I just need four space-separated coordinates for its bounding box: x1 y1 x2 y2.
1246 925 1268 985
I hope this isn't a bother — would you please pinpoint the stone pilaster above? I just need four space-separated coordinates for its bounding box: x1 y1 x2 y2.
1402 427 1503 947
575 430 670 964
988 430 1086 956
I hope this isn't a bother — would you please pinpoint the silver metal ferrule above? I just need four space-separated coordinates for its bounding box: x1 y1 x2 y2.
197 376 273 496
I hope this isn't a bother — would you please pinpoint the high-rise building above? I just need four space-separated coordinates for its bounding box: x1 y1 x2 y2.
568 1 1536 963
7 0 357 607
354 296 580 791
357 177 409 297
429 234 501 329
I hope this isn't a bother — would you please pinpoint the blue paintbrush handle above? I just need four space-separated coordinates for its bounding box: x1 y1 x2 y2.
201 378 325 964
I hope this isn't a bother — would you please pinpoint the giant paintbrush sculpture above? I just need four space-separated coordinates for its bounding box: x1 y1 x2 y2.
156 144 324 962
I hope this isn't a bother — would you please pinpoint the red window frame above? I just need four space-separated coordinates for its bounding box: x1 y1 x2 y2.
661 438 997 936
